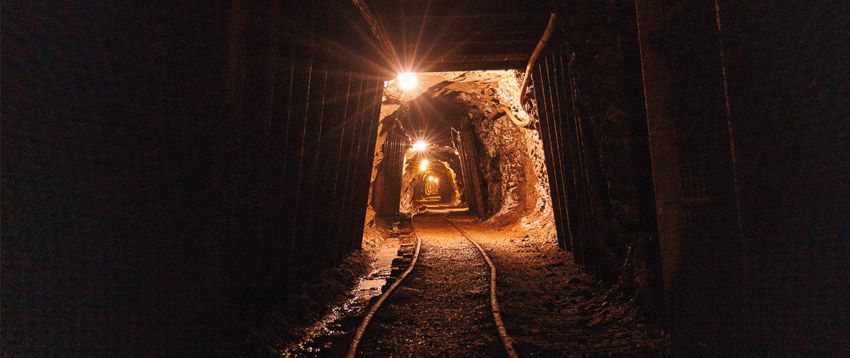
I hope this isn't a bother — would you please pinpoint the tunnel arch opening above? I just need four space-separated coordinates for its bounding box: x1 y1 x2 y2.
408 155 462 212
365 70 557 243
352 72 563 355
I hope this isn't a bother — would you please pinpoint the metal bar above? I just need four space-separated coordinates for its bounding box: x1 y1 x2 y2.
534 55 569 253
546 49 576 252
516 12 558 127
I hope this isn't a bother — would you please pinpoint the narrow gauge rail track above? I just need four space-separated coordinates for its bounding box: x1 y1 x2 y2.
444 217 518 358
346 216 518 358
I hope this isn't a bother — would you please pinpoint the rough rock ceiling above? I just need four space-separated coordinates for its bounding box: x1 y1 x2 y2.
368 0 552 71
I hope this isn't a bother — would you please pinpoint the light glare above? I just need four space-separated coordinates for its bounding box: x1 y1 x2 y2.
412 140 428 152
419 159 429 172
397 72 418 91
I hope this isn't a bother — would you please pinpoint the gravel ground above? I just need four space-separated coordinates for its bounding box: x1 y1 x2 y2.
450 215 670 356
356 216 503 357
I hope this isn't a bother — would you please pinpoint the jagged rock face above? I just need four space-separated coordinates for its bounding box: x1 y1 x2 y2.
434 72 555 242
365 70 557 245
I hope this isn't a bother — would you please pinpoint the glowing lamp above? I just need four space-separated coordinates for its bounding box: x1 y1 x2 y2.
412 140 428 152
397 72 418 91
419 159 429 172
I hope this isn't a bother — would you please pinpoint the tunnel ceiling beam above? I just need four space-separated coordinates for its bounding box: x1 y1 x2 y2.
365 0 552 72
352 0 401 71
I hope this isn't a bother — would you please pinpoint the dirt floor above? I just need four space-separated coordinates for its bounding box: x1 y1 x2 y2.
289 214 668 357
356 216 503 357
449 215 670 356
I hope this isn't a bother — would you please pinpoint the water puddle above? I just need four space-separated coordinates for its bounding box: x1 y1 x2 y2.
282 236 404 357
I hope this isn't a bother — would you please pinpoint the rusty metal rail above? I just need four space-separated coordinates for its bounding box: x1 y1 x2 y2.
443 217 519 358
347 231 422 358
347 218 517 357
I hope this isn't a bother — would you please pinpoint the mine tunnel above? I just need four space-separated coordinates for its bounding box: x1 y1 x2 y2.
3 1 849 356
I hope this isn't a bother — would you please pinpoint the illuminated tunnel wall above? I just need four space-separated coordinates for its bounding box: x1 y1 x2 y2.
376 88 485 218
413 159 461 206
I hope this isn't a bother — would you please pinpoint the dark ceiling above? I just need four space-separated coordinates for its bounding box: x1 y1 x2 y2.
368 0 552 72
402 92 468 148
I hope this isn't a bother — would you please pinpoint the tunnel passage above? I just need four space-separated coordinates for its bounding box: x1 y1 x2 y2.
367 71 557 227
409 157 461 209
4 0 849 356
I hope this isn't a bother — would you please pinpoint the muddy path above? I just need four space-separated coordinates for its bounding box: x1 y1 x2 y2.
355 215 503 357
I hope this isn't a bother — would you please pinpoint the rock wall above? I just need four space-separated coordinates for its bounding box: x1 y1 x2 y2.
365 71 557 246
450 72 557 247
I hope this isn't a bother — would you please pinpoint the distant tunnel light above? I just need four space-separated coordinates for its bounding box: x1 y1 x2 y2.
397 72 418 91
419 159 429 172
412 140 429 152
